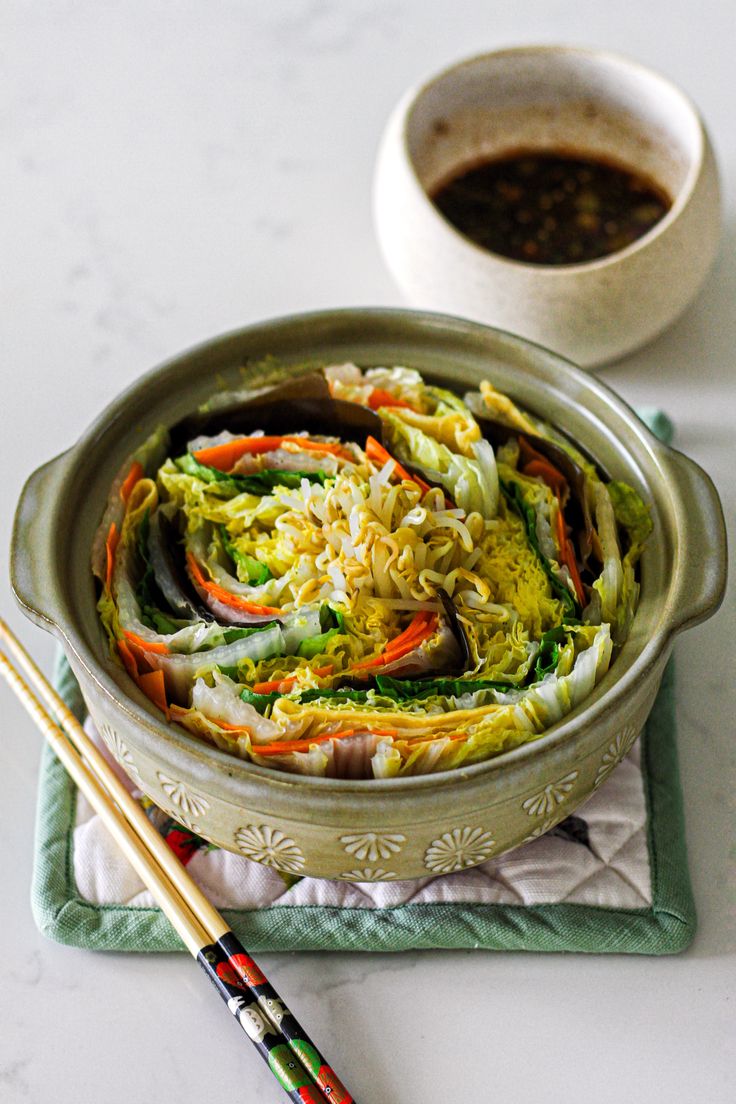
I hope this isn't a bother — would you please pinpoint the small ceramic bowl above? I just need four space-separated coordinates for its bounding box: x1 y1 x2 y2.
373 46 721 368
11 310 727 880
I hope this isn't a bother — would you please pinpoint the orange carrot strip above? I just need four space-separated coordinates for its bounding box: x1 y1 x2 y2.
186 553 282 616
116 641 169 718
105 523 119 589
193 437 285 468
555 506 567 552
116 637 140 680
522 458 568 500
252 664 334 695
137 670 169 718
387 611 433 643
254 729 356 756
123 629 169 655
555 506 586 606
379 611 429 647
364 437 431 494
194 435 349 471
169 705 247 732
565 541 586 605
519 437 584 605
282 437 352 460
350 613 437 671
120 461 144 504
377 628 433 666
351 643 424 673
380 614 433 659
251 678 287 695
367 388 413 411
365 436 414 482
351 635 419 672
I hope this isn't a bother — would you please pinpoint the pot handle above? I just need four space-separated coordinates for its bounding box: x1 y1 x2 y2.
11 451 73 633
656 445 727 635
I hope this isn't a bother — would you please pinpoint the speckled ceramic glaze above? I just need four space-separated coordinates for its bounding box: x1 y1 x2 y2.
374 46 722 368
12 310 726 880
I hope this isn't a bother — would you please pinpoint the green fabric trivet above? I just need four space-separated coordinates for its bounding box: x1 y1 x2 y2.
31 658 695 955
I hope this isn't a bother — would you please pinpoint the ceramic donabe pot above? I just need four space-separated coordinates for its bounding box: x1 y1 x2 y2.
12 310 726 880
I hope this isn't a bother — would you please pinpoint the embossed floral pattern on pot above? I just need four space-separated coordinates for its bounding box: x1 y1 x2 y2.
521 816 560 843
339 832 406 862
234 825 305 874
424 826 496 874
156 772 210 820
594 726 640 788
522 771 579 817
158 805 201 835
340 868 397 882
99 723 143 787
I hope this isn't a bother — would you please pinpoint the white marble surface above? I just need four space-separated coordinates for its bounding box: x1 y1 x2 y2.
1 2 734 1101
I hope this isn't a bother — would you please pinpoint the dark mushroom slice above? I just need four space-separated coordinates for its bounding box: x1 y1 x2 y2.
147 506 214 623
169 372 384 455
435 587 471 674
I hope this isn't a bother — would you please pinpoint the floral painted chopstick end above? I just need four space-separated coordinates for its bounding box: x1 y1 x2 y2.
198 932 355 1103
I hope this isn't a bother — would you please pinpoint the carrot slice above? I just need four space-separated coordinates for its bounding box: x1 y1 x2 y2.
367 388 413 411
193 436 284 468
281 437 351 460
105 523 119 589
123 629 169 655
116 637 140 680
350 613 437 671
137 670 169 718
521 458 568 501
193 435 349 471
554 503 586 606
375 626 434 666
186 553 282 616
364 437 431 495
120 461 144 504
354 615 434 669
520 436 585 605
565 541 586 606
116 641 170 718
382 612 432 656
252 664 334 695
254 729 356 756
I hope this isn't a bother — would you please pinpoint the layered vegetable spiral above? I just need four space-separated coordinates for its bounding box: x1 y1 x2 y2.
93 365 651 778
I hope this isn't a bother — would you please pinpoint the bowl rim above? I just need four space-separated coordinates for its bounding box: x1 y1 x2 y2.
27 306 691 795
395 43 709 275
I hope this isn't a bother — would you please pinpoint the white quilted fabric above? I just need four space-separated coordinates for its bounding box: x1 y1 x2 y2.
72 717 651 913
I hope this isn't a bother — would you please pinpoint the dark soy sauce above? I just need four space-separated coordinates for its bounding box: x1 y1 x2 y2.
432 151 671 265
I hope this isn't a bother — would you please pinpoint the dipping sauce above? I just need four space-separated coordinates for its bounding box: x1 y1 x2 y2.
432 152 672 265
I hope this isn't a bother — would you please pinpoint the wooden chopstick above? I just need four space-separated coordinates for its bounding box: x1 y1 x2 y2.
0 623 231 945
0 620 355 1104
